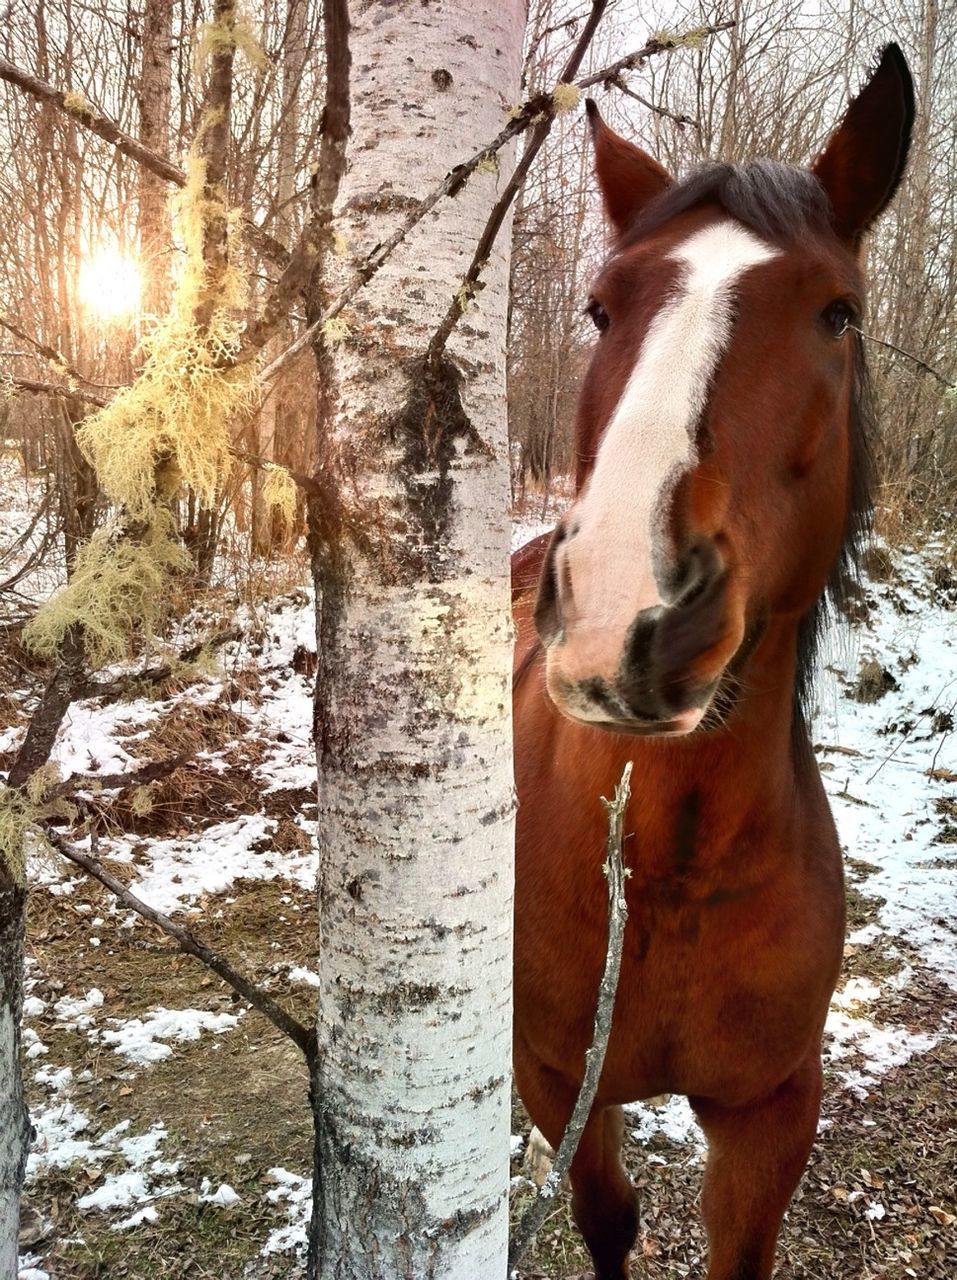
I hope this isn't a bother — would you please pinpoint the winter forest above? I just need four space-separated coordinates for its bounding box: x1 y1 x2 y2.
0 0 955 1278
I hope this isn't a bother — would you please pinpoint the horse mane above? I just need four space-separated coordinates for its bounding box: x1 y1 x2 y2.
619 160 875 726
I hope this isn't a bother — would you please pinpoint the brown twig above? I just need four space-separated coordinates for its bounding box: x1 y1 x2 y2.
6 378 108 407
853 326 956 392
508 761 632 1270
610 76 701 129
0 317 118 389
42 824 317 1060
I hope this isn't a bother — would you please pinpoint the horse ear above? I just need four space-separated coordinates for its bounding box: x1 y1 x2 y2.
586 99 672 237
811 43 914 248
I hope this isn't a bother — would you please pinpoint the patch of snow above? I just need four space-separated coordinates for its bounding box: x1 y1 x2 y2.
261 1167 311 1256
101 1008 241 1064
78 1171 151 1211
112 1206 159 1231
287 966 320 988
199 1179 240 1207
53 989 104 1030
625 1095 703 1152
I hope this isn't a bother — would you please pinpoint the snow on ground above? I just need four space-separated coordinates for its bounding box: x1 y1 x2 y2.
7 505 957 1269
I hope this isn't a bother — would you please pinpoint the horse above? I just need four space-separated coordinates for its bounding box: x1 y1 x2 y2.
511 45 913 1280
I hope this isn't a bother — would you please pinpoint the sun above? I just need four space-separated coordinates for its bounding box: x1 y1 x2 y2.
77 244 142 322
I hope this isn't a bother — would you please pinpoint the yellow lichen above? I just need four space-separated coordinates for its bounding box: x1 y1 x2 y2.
24 511 190 667
332 230 350 258
130 786 154 817
194 6 270 73
63 89 99 121
74 150 254 519
551 83 581 114
474 154 500 177
0 786 30 886
321 317 350 345
262 466 298 537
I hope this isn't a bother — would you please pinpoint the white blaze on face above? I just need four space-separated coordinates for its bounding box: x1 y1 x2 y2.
555 221 778 681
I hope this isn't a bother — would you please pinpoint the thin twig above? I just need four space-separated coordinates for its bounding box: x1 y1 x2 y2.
610 76 700 128
6 377 108 407
852 326 956 392
42 824 317 1060
508 761 632 1271
0 316 118 389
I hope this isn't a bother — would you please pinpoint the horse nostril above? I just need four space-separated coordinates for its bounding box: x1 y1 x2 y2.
669 539 722 609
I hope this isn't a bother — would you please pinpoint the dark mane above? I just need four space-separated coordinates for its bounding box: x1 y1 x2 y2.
621 159 835 249
620 160 874 725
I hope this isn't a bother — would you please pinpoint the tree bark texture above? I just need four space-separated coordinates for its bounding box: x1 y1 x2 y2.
309 3 525 1277
138 0 173 318
0 876 30 1278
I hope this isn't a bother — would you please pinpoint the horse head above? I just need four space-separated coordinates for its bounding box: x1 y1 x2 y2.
534 46 913 737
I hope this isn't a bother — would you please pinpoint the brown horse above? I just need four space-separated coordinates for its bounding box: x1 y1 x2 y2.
512 46 913 1280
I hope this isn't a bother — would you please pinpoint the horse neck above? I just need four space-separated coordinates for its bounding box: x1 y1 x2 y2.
610 614 815 869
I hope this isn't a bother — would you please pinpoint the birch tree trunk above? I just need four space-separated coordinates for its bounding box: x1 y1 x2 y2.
309 2 525 1276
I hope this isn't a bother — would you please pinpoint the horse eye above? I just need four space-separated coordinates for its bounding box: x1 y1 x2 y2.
821 301 856 338
586 300 610 333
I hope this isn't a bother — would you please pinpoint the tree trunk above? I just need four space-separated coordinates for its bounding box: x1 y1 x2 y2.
138 0 173 318
308 2 525 1276
0 874 30 1275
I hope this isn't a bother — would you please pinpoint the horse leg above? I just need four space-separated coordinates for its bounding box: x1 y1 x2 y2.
689 1050 823 1280
515 1045 638 1279
569 1103 640 1280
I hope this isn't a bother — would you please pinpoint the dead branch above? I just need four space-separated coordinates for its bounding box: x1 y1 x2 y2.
7 378 108 407
258 19 733 384
428 0 609 366
48 754 190 801
576 21 737 91
0 317 118 390
78 626 243 702
508 761 632 1271
42 823 317 1061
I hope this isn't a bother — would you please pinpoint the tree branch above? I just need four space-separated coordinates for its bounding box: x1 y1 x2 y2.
77 624 242 701
257 19 733 384
508 761 632 1270
48 753 190 801
853 326 956 391
0 52 289 269
41 824 317 1061
610 76 701 129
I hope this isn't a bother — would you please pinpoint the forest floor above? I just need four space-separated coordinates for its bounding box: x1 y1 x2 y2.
3 480 956 1278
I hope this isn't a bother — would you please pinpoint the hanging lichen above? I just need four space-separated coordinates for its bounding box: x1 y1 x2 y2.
262 465 298 537
0 766 76 888
23 510 190 666
75 151 254 519
194 5 270 74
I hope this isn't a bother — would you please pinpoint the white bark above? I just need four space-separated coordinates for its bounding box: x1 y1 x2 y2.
311 3 525 1277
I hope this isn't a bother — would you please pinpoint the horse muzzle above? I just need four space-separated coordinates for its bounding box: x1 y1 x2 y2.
535 529 744 736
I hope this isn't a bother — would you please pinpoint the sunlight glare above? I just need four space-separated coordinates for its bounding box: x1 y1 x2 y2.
77 244 142 321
